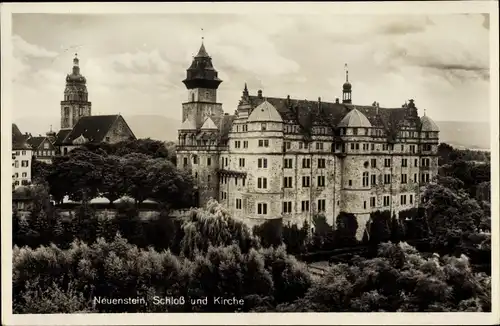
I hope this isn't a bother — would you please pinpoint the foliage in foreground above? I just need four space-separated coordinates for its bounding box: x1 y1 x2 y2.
13 234 310 313
277 242 491 312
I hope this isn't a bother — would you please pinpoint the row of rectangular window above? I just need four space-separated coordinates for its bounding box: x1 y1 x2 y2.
221 172 431 190
36 150 55 157
188 156 432 170
12 172 28 178
246 140 434 153
235 194 415 215
12 160 30 168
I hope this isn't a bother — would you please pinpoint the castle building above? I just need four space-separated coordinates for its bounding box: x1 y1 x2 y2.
53 54 136 155
176 42 440 238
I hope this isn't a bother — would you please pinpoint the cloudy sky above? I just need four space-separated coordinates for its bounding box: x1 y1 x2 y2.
10 12 490 134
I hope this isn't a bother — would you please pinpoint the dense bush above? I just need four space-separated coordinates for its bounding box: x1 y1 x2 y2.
12 235 311 313
276 242 491 312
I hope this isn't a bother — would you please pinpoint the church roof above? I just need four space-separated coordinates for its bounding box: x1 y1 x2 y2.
180 117 197 130
62 115 126 145
247 100 283 123
201 116 218 130
338 108 372 128
420 115 439 132
54 129 72 146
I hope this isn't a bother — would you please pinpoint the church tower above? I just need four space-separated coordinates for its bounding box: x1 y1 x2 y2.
181 41 224 128
60 54 91 130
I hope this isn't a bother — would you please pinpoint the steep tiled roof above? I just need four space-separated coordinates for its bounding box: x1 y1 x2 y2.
63 115 119 144
12 124 22 138
247 95 409 135
12 124 32 150
248 100 283 123
338 108 372 128
218 114 236 141
180 117 197 130
54 129 72 146
420 115 439 132
201 117 218 130
26 136 46 149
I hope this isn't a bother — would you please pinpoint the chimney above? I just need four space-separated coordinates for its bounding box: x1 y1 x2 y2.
258 90 263 99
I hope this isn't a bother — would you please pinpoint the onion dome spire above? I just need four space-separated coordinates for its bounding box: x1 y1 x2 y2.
342 63 352 104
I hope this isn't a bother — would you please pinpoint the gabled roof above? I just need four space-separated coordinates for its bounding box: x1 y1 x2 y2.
12 124 32 150
62 115 120 144
54 129 72 146
420 115 439 132
12 124 22 138
201 117 218 130
338 108 372 128
248 100 283 123
26 136 46 149
180 117 197 130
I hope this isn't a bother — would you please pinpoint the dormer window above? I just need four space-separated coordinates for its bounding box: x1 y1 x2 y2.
261 123 267 131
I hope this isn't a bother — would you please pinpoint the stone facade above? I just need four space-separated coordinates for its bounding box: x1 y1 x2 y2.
177 43 440 239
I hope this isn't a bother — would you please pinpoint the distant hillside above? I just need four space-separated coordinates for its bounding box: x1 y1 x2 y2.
435 121 490 151
13 115 490 150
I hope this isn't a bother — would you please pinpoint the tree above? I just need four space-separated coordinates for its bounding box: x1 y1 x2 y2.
47 149 104 202
335 212 358 247
390 213 404 243
31 158 53 185
253 218 283 248
148 159 194 212
120 153 155 206
368 210 392 245
422 183 480 250
100 155 125 204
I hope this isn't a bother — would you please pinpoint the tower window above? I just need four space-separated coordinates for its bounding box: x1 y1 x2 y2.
191 93 195 102
261 123 267 131
193 155 198 164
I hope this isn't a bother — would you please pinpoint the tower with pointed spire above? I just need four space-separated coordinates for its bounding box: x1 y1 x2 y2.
60 54 92 129
181 41 224 129
177 40 226 207
342 63 352 104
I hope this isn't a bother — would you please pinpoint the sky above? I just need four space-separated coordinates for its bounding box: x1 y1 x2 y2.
10 13 491 134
